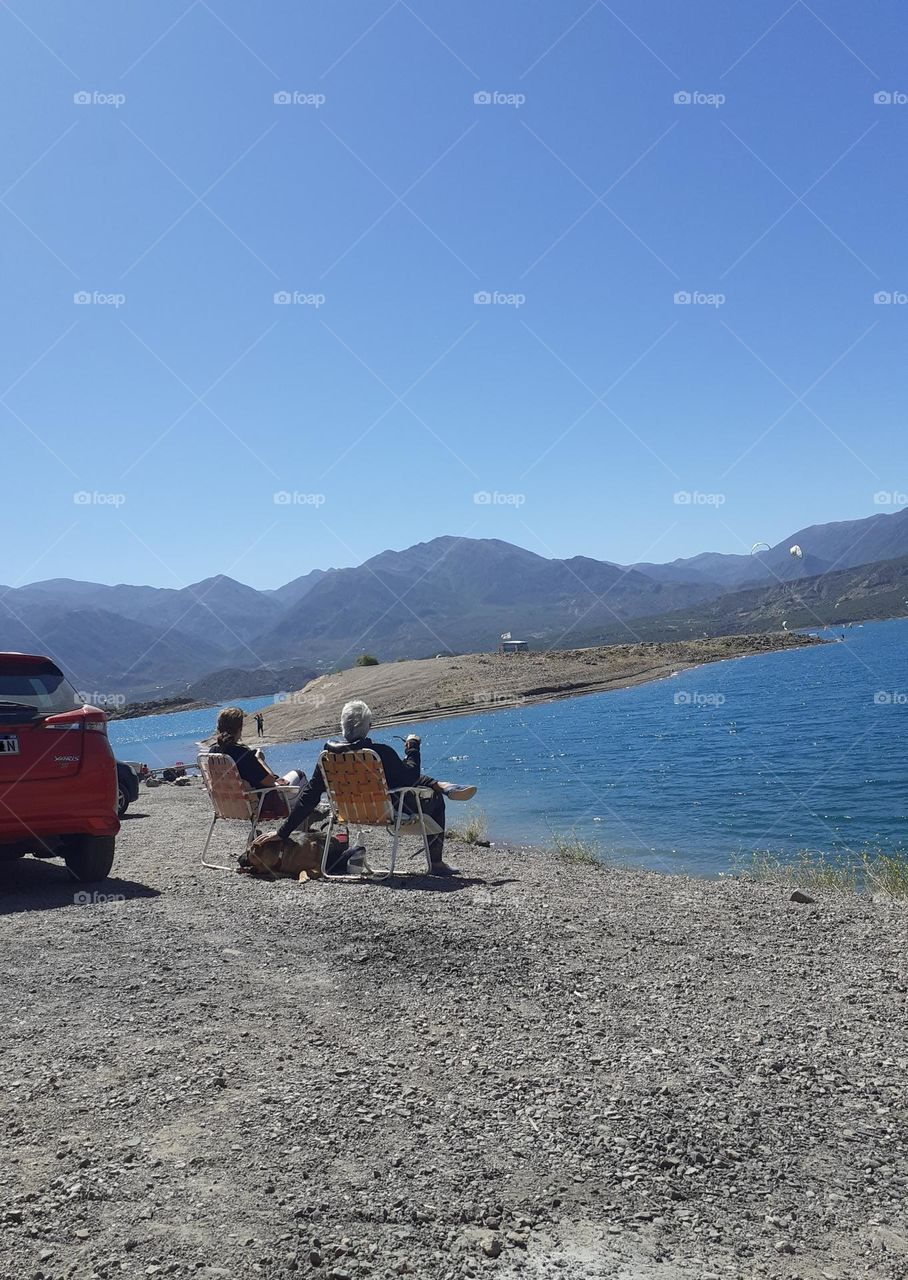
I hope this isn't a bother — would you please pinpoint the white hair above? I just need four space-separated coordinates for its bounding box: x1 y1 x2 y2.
340 699 372 743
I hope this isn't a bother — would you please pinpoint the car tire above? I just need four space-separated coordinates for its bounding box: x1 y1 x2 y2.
64 835 116 883
117 783 130 818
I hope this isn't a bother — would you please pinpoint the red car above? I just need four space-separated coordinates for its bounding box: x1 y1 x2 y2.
0 653 119 881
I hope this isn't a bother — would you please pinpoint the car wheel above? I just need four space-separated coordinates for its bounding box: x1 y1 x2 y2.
117 783 130 818
63 835 116 882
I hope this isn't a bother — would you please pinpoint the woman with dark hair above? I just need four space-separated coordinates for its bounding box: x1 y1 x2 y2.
214 707 305 817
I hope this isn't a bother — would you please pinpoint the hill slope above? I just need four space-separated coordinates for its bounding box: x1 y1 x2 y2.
254 536 719 662
10 574 282 651
602 555 908 641
637 507 908 589
0 603 224 694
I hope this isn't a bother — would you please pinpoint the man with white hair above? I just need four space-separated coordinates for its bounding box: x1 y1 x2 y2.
265 699 459 876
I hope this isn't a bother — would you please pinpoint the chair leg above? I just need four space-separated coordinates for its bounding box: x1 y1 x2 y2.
321 814 377 881
201 815 235 872
413 791 433 870
321 818 377 881
339 812 399 882
319 800 429 883
238 793 269 867
357 800 404 882
320 812 341 879
252 791 267 836
201 814 217 863
387 796 406 878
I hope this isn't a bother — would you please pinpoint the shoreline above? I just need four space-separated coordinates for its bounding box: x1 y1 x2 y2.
107 696 216 721
109 692 275 723
249 632 823 747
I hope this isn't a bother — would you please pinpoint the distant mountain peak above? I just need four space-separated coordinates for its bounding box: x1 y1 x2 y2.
6 508 908 694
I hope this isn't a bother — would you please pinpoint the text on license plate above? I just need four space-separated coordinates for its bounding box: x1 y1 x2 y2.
0 735 20 755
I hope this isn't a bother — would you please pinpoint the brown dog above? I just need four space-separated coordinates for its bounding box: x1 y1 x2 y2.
245 833 324 880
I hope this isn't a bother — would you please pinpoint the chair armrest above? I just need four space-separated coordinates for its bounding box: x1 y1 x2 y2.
389 785 436 802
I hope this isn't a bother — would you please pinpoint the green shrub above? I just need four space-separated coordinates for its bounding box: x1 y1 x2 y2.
550 829 602 867
740 848 908 900
741 850 858 894
863 852 908 899
355 654 379 667
449 811 487 845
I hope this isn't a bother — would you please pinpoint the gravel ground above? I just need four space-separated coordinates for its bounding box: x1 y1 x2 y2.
1 782 907 1280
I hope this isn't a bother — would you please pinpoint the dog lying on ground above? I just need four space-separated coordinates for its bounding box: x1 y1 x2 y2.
243 833 325 880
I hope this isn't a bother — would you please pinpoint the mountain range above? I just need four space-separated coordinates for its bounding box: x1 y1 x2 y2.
581 554 908 645
3 507 908 698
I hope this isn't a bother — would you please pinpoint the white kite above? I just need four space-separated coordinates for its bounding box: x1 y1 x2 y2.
751 541 770 555
789 544 803 558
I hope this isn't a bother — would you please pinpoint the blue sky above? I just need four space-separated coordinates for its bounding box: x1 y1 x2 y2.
2 1 906 589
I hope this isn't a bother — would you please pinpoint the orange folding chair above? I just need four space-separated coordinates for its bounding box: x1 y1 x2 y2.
317 748 441 879
197 751 300 870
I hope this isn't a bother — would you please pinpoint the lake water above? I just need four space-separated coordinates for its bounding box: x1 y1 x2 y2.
109 619 908 875
109 696 272 769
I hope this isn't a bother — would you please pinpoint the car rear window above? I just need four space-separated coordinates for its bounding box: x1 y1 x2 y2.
0 663 80 716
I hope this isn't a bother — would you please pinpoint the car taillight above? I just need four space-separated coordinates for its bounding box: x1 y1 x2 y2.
43 708 109 735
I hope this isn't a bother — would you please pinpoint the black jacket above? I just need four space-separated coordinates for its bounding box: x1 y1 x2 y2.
218 740 269 790
276 736 420 839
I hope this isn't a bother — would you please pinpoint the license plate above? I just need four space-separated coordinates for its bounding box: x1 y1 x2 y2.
0 735 20 755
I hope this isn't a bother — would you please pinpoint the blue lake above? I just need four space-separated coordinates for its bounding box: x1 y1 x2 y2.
108 696 271 769
109 619 908 875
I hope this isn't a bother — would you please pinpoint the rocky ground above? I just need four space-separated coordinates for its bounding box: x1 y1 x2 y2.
1 781 906 1280
253 634 821 745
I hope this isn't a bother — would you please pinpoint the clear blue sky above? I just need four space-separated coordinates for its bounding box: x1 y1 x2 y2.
2 1 906 589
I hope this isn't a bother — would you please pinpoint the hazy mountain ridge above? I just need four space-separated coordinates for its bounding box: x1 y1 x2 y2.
3 507 908 694
253 537 722 663
184 663 318 704
588 555 908 643
263 568 329 608
0 601 225 694
637 507 908 587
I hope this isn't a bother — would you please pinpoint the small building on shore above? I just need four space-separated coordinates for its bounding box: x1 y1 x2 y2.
499 639 528 654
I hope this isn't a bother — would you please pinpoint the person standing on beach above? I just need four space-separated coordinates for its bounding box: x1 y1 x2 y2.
255 712 264 738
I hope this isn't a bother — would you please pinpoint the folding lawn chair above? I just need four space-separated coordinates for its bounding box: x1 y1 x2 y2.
197 751 301 870
317 748 441 880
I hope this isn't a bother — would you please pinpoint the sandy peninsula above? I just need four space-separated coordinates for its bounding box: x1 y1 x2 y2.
252 632 822 745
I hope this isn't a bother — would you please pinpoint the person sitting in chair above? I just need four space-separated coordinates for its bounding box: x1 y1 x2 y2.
214 706 305 820
258 699 461 876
